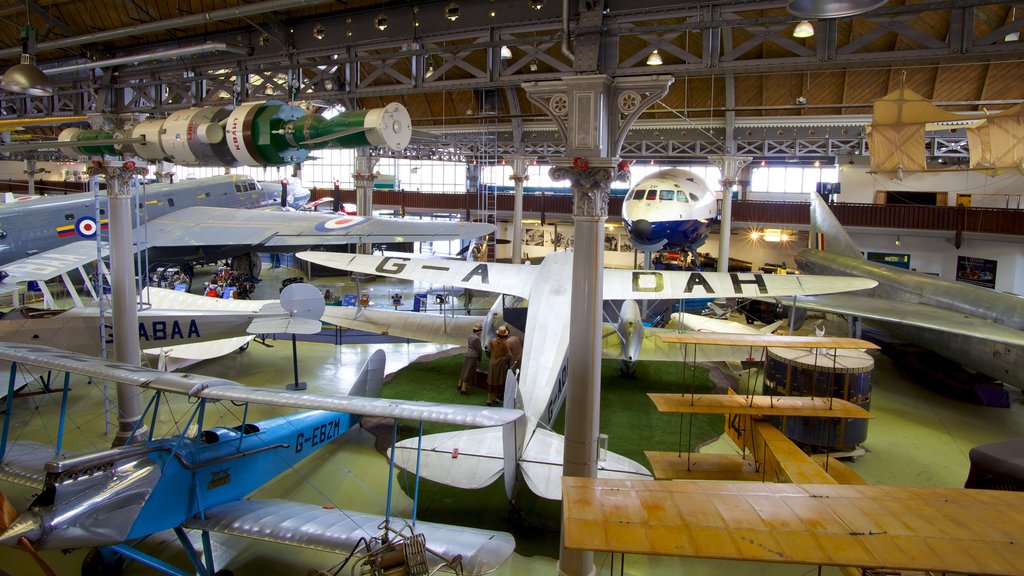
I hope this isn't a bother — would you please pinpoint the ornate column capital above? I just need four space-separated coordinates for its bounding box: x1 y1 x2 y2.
86 160 149 197
549 157 629 220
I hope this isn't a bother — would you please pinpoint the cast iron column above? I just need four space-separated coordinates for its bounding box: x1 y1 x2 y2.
709 155 751 270
509 155 528 264
87 161 149 446
353 153 379 255
524 74 671 576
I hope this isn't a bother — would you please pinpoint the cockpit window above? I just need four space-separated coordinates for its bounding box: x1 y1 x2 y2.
660 190 674 201
645 189 658 200
689 192 700 202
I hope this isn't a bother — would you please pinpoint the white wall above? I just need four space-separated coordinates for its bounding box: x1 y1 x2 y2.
836 157 1024 208
0 160 87 182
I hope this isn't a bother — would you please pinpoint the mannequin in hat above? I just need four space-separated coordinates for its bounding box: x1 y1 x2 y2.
459 322 484 395
487 324 512 406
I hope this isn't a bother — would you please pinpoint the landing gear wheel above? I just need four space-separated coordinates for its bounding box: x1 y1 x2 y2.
82 548 125 576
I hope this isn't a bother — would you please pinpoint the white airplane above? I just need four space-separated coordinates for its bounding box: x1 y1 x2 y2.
298 250 878 500
621 168 718 253
0 281 326 400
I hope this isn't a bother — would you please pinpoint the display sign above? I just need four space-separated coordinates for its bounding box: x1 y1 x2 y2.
956 255 997 288
866 252 911 269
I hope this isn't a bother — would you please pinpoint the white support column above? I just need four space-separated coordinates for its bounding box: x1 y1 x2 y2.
708 155 751 271
87 161 149 446
509 155 528 264
353 154 379 255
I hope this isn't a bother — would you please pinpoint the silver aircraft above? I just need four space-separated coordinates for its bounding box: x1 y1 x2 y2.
0 175 275 270
793 192 1024 388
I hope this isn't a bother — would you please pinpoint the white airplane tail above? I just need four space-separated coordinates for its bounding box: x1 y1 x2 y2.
348 348 386 398
390 422 649 501
809 192 863 259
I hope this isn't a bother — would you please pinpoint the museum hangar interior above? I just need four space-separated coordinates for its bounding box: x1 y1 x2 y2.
1 1 1024 575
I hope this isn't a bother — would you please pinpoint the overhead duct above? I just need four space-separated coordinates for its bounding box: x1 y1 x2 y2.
0 0 333 60
44 43 251 76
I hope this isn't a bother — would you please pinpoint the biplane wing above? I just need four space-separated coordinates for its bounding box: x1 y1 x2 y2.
562 477 1024 576
147 207 495 250
187 498 514 576
0 342 523 428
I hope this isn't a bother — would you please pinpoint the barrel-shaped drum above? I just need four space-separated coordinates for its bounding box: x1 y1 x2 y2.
764 347 873 452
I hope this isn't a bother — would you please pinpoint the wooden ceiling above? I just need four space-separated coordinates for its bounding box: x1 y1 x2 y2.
1 1 1023 134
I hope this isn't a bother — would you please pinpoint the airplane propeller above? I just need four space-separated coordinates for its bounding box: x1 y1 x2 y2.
0 491 57 576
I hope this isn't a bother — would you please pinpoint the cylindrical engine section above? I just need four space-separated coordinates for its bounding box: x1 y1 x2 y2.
763 347 873 452
156 106 237 166
224 100 308 166
58 127 123 157
128 119 169 162
287 102 411 151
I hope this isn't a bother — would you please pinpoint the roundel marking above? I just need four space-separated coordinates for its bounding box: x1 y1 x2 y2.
315 215 365 232
76 216 99 238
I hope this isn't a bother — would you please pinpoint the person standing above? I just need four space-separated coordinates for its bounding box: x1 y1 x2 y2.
459 322 484 395
506 332 523 375
487 325 512 406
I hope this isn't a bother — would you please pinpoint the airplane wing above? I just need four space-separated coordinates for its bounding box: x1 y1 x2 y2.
600 325 767 364
321 306 476 346
519 428 651 501
603 269 876 300
785 293 1024 348
563 478 1024 576
185 498 514 576
297 252 537 300
146 207 494 249
0 342 522 428
0 440 51 489
391 428 506 490
0 241 106 284
142 336 254 372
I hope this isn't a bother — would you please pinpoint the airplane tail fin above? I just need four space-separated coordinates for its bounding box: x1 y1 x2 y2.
348 349 386 398
808 191 863 259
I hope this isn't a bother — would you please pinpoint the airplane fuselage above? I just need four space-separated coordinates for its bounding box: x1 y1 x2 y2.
1 410 353 550
797 248 1024 386
621 168 717 252
0 175 275 268
0 306 266 357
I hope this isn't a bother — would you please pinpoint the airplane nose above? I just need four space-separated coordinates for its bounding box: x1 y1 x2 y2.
631 219 653 241
0 515 42 548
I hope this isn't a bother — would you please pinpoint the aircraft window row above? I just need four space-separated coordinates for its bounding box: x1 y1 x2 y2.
630 189 692 203
234 181 260 194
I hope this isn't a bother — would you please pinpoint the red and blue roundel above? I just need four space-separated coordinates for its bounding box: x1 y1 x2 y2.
76 216 99 238
314 215 366 233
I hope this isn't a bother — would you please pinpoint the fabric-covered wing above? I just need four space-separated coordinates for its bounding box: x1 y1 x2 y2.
0 241 106 284
142 336 254 372
391 428 506 490
146 207 494 248
519 428 651 501
603 269 876 300
297 252 536 300
789 293 1024 348
563 478 1024 576
185 499 514 576
321 306 476 347
0 342 522 428
599 325 764 364
0 440 51 489
245 316 322 335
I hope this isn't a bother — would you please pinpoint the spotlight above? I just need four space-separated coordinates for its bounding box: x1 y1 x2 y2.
312 24 326 40
646 49 663 66
445 2 460 21
375 13 388 31
425 64 435 78
529 0 544 9
793 20 814 38
500 45 512 60
529 59 539 71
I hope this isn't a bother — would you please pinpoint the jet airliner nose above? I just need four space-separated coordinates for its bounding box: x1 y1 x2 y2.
631 219 653 241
